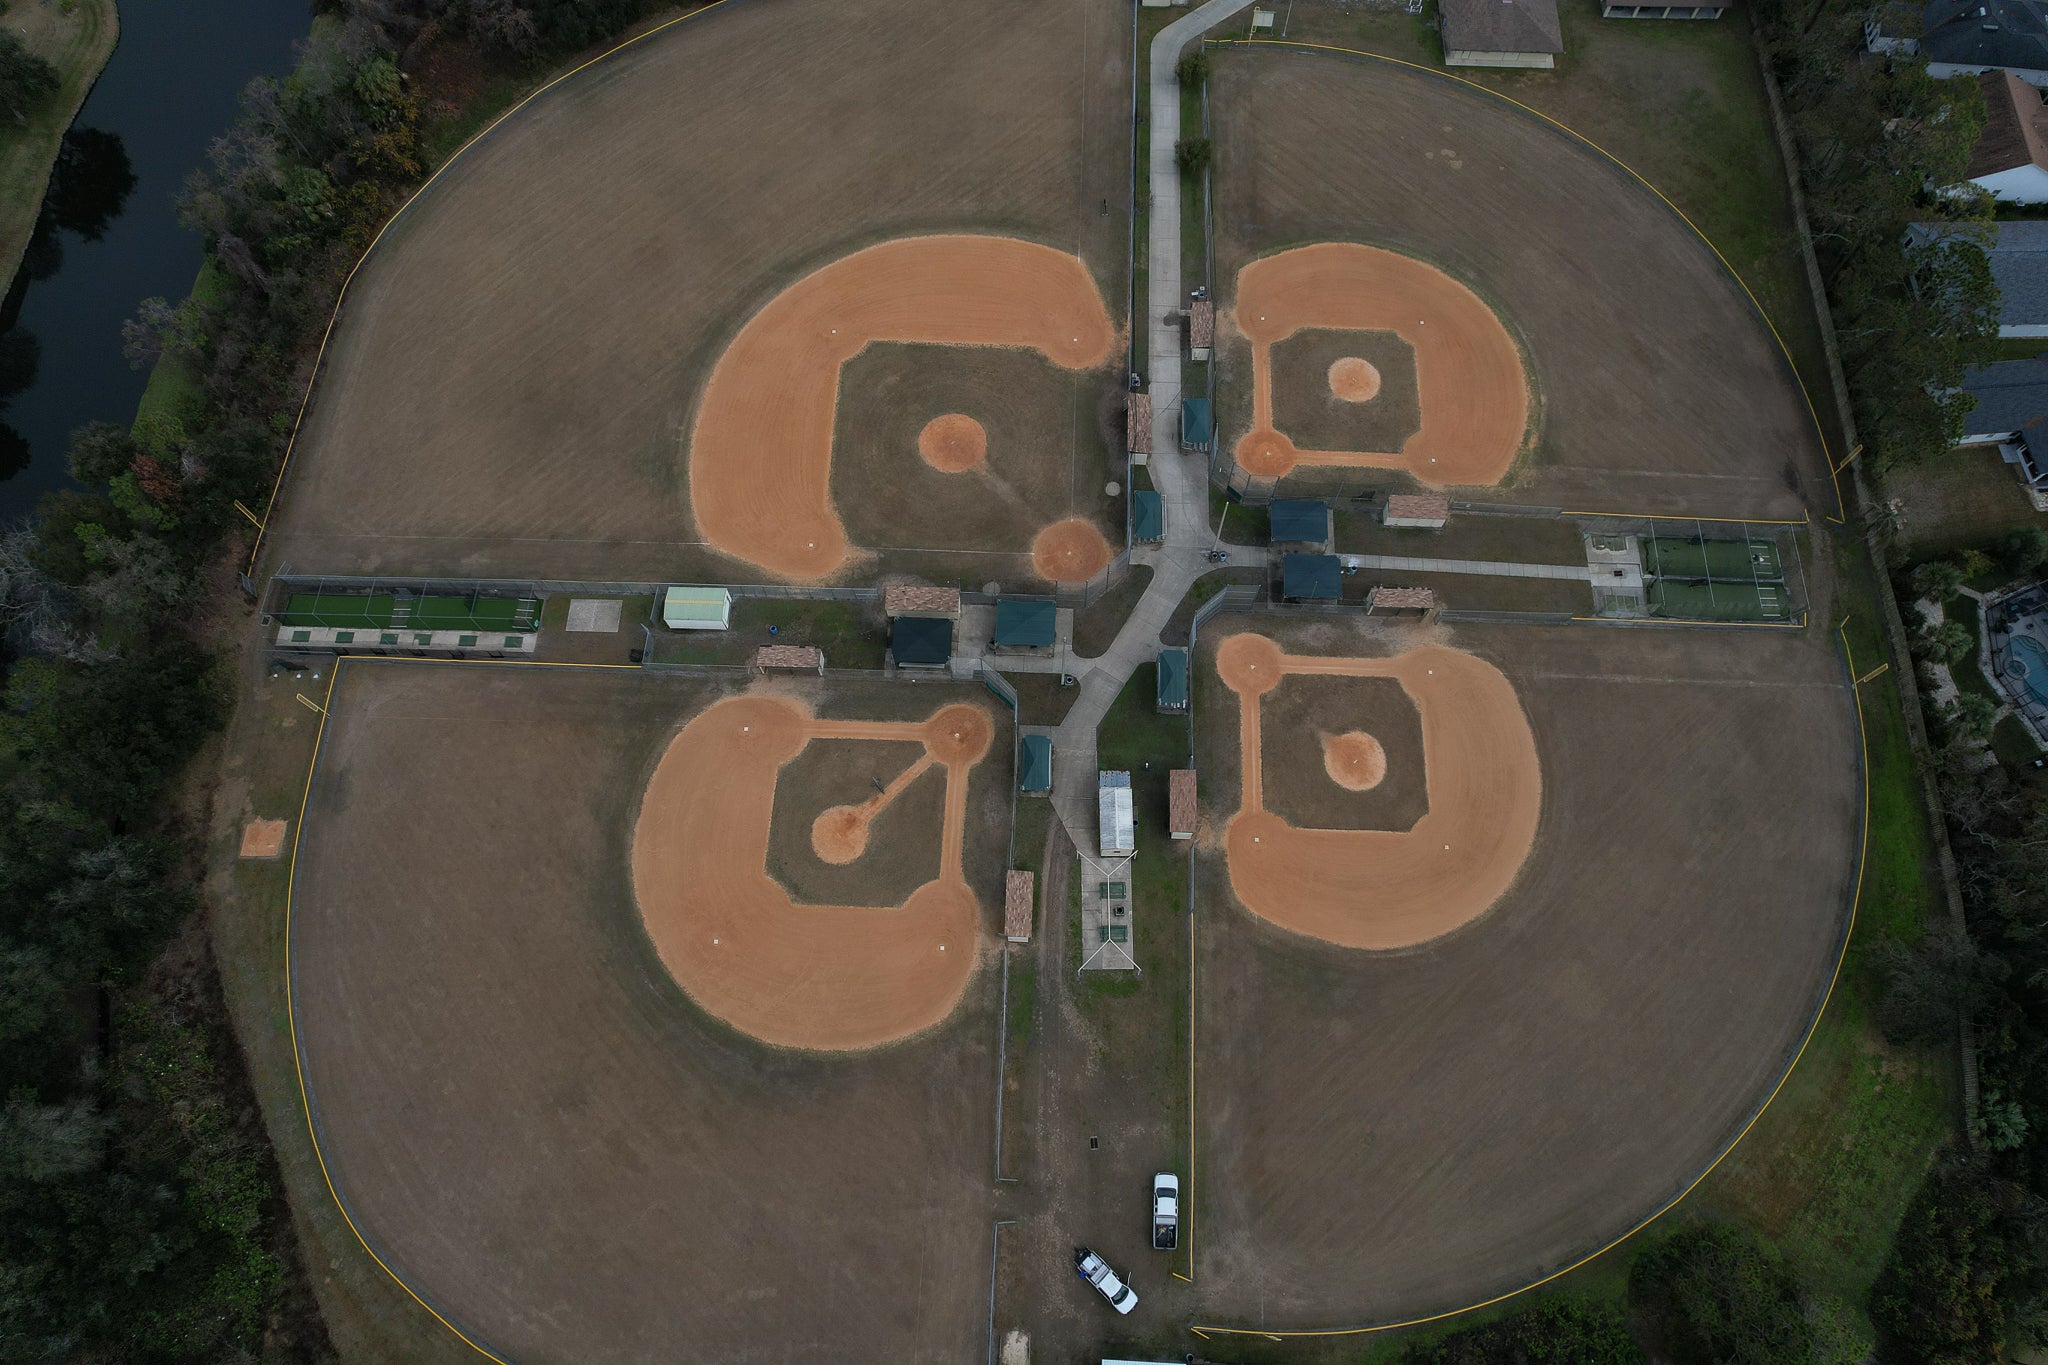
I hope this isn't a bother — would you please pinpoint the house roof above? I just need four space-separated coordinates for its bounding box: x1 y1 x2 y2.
884 583 959 616
1910 219 2048 327
1282 553 1342 600
1020 734 1053 792
1970 70 2048 180
1127 392 1152 453
752 644 822 669
1916 0 2048 71
1386 492 1451 520
1169 769 1198 834
1369 585 1439 610
1182 397 1213 444
1188 300 1215 347
1004 869 1035 939
994 598 1057 647
1132 489 1164 541
1156 648 1189 707
1963 358 2048 432
1439 0 1564 54
1269 498 1330 543
890 614 953 665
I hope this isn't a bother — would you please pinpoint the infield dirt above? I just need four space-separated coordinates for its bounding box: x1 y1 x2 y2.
265 0 1129 584
1210 51 1828 516
290 663 1013 1362
1189 614 1856 1326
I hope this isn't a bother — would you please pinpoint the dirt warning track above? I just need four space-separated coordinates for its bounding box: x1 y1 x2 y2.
689 235 1117 582
1217 632 1541 948
1230 242 1529 485
632 693 994 1049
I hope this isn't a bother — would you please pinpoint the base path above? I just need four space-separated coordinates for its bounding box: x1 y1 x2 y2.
1217 633 1541 949
1230 242 1529 485
632 694 993 1049
688 234 1117 581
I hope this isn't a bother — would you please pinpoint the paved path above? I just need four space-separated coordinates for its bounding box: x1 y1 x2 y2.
1338 553 1592 581
1040 0 1258 856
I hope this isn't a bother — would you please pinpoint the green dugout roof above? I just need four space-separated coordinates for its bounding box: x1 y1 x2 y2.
1020 734 1053 792
891 615 953 665
994 599 1057 647
1132 489 1164 542
1269 498 1330 544
1182 397 1213 445
1282 553 1342 601
1157 648 1189 708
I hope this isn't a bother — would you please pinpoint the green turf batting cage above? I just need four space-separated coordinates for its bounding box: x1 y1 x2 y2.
1648 578 1790 622
276 589 541 633
1636 523 1795 623
1640 535 1783 582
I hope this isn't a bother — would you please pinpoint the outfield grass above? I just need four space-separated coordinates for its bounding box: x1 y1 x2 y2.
0 0 118 293
645 598 887 669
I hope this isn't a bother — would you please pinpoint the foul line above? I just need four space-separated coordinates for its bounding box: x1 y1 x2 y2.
243 0 748 576
1184 625 1873 1340
1207 38 1849 527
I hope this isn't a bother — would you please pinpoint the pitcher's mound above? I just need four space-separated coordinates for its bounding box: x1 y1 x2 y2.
240 818 288 860
1329 356 1382 402
1031 518 1112 583
1323 730 1387 790
918 414 986 472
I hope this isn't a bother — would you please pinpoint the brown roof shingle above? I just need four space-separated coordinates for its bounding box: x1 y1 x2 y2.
1127 392 1152 453
884 584 960 617
1385 493 1450 520
1169 769 1198 834
1004 870 1035 940
1970 71 2048 181
1439 0 1563 54
1369 586 1438 610
1188 301 1214 348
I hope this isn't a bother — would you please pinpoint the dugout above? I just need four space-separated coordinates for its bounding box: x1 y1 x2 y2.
1181 397 1213 453
1132 489 1164 543
1282 553 1342 602
889 615 953 668
1156 648 1190 712
1269 498 1333 552
993 599 1057 653
1020 735 1054 796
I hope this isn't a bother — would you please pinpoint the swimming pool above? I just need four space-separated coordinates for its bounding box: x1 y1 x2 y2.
2012 634 2048 710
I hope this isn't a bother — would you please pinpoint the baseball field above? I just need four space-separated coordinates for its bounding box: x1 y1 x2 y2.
288 662 1015 1361
1189 613 1856 1326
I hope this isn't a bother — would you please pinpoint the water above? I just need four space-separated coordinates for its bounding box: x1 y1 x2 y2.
2013 633 2048 710
0 0 310 520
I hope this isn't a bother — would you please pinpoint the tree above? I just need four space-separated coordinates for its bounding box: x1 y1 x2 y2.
1176 47 1210 89
1914 558 1968 602
1401 1294 1644 1364
64 421 140 490
44 127 135 242
1871 1156 2046 1364
1629 1223 1821 1364
1174 136 1212 178
1998 526 2048 581
0 32 58 126
1878 922 2006 1045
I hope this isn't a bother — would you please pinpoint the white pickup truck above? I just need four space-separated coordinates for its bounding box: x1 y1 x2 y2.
1151 1173 1180 1251
1073 1247 1138 1315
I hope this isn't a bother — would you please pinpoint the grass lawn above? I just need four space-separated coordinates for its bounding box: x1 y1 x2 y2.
644 598 886 669
1219 0 1840 456
1007 670 1080 728
1994 712 2043 767
0 0 118 292
1884 445 2048 563
1073 562 1153 657
133 261 229 449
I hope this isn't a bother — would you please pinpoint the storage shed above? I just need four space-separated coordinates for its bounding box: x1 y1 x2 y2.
889 615 952 668
662 586 732 630
1181 397 1213 452
1098 771 1136 856
1439 0 1564 66
883 583 961 619
1268 498 1332 551
993 599 1057 652
1187 300 1215 361
1126 391 1153 458
1132 489 1164 543
1020 734 1054 796
1156 648 1189 712
1282 553 1343 602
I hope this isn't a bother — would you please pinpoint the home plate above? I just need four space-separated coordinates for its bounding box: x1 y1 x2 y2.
565 599 624 633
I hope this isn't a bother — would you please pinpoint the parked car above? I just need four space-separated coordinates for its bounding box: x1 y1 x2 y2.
1151 1173 1180 1250
1073 1247 1138 1314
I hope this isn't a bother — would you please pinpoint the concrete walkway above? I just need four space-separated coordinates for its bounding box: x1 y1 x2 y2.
1338 553 1593 581
1042 0 1257 858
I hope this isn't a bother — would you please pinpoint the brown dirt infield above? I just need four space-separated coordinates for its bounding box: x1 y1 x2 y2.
1216 631 1540 948
918 413 987 473
1328 357 1382 403
689 235 1117 582
1229 243 1528 485
1030 516 1113 583
238 818 287 859
631 692 994 1050
1322 731 1386 790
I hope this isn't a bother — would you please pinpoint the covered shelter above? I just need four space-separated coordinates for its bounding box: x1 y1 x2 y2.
1384 493 1450 529
1098 771 1135 856
662 586 732 631
1169 769 1198 840
889 615 952 669
1367 585 1441 619
751 644 824 674
993 598 1057 652
1282 553 1343 602
1156 648 1189 712
1126 391 1152 458
1020 734 1054 796
1004 870 1035 943
1438 0 1565 66
1187 300 1215 361
1132 488 1165 543
1181 397 1213 452
1268 498 1333 551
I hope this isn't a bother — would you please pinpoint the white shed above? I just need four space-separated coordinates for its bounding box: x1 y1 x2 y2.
1098 771 1135 856
663 586 732 631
